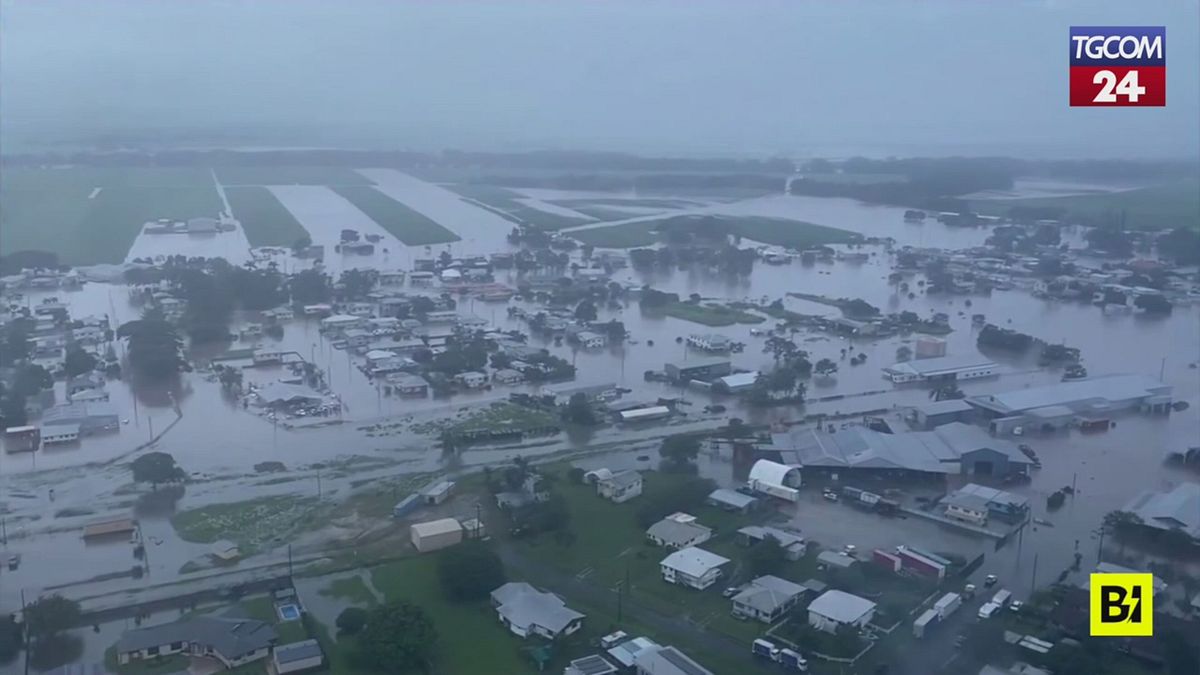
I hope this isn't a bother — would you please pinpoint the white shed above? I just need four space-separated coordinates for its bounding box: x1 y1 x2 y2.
748 459 802 502
411 518 464 552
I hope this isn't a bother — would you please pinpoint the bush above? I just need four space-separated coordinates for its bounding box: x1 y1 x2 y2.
336 607 368 635
437 541 506 601
567 467 586 484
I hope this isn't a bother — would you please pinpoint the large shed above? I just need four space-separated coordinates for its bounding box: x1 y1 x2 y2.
410 518 464 552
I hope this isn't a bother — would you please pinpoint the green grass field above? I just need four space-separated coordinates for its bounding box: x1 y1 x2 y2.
655 302 767 327
215 166 374 186
331 186 460 245
446 184 591 230
571 215 860 249
225 186 309 247
1 167 222 265
970 178 1200 230
370 555 534 675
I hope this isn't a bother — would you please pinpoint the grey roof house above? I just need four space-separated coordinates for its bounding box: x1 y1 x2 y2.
731 575 807 623
646 515 712 549
633 645 714 675
115 616 277 669
1122 482 1200 539
490 582 585 640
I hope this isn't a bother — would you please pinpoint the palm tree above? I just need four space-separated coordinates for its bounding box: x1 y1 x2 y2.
929 383 965 401
1102 510 1145 555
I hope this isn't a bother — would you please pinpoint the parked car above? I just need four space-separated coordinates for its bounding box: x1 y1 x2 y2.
822 489 839 502
1009 600 1024 612
977 602 1001 619
984 574 998 587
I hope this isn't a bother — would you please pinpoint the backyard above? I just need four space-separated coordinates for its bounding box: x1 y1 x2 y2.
331 185 460 245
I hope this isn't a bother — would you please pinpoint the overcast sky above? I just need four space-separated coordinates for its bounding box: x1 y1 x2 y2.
1 0 1197 158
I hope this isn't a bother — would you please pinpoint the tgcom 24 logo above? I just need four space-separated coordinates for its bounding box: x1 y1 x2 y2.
1089 573 1154 637
1069 26 1166 107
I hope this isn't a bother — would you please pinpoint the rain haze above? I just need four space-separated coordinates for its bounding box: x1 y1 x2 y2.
1 3 1199 675
1 0 1198 157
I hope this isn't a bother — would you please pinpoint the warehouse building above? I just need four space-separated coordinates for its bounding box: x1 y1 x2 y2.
882 354 998 384
909 399 975 430
664 357 732 383
410 518 464 553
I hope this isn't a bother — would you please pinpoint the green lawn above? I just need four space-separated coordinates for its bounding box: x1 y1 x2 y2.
550 198 702 210
171 495 325 555
654 302 767 327
571 215 860 249
215 166 374 186
1 167 222 264
446 184 590 230
970 178 1200 231
320 575 379 606
225 186 309 247
370 555 535 675
331 186 460 245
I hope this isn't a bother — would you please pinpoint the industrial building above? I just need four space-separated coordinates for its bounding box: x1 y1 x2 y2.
747 459 803 501
882 354 998 384
664 357 732 383
42 402 120 434
909 399 975 430
410 518 464 553
1121 482 1200 540
767 422 1032 479
967 374 1172 429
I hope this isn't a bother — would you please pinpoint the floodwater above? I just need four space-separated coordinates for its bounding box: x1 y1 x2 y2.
1 182 1197 626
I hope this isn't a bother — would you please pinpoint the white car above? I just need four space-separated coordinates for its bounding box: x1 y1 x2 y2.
977 602 1001 619
822 489 839 502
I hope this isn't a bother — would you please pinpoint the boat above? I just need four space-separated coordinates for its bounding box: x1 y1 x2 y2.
1062 364 1088 381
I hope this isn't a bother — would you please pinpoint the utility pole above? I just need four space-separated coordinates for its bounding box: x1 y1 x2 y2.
148 416 154 442
2 517 6 546
1097 527 1105 563
474 502 482 539
21 588 29 675
1030 553 1039 595
316 471 322 500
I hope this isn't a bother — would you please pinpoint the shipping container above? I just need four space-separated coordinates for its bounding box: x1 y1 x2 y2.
933 592 962 619
872 549 902 572
913 608 938 638
897 548 946 579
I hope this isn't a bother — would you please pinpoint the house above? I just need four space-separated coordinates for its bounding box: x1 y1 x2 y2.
342 329 371 349
42 402 120 434
490 582 584 639
319 314 361 332
387 373 429 396
40 424 79 445
410 518 464 553
115 617 278 669
882 354 998 384
565 655 619 675
707 489 759 513
660 547 729 590
493 368 524 385
686 334 731 352
606 636 661 670
67 372 105 397
736 526 807 560
576 331 608 349
943 483 1030 526
807 590 876 633
817 551 858 569
1121 482 1200 540
82 517 138 539
646 514 712 549
732 575 807 623
664 357 731 383
69 388 109 403
423 310 459 324
253 349 284 366
633 646 714 675
456 371 487 389
596 470 643 503
271 639 324 674
714 371 759 394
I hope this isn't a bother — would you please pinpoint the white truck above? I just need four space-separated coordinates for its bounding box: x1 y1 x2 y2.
977 602 1001 619
992 589 1013 608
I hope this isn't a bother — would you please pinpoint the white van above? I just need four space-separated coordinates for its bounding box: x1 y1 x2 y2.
992 589 1012 607
977 602 1001 619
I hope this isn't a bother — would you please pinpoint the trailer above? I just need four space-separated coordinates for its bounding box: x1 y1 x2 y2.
913 608 938 638
778 648 808 672
897 547 946 580
872 549 902 573
933 592 962 619
752 639 780 661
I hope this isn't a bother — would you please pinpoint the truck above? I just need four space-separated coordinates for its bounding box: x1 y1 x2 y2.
991 589 1012 607
913 608 938 638
752 639 781 661
778 648 808 672
873 548 902 572
933 592 962 619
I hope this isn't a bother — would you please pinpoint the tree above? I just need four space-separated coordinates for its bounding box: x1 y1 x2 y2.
117 309 188 381
0 615 21 664
1135 293 1173 315
358 601 437 672
929 384 965 401
747 535 787 577
567 467 586 484
763 336 798 363
24 595 80 639
562 392 597 425
635 477 717 528
814 358 838 377
289 269 332 305
574 299 597 322
63 346 98 379
336 607 367 636
895 345 912 362
659 434 700 467
131 452 185 488
437 541 506 601
338 269 380 301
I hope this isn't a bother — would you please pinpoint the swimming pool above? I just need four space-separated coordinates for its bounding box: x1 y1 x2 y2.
277 603 301 621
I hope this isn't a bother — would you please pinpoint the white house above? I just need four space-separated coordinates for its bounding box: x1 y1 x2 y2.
490 582 584 640
576 331 608 349
660 547 730 590
732 575 807 623
807 590 876 633
493 368 525 385
457 371 488 389
596 470 643 503
686 334 731 352
646 513 712 549
115 617 277 669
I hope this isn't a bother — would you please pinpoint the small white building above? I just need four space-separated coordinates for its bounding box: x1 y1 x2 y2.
320 314 362 331
272 639 324 674
576 331 608 349
456 371 487 389
807 590 876 633
747 460 802 502
420 480 455 505
490 582 584 640
882 354 998 384
410 518 464 553
660 547 730 590
493 368 524 385
732 575 807 623
596 470 643 503
40 424 79 445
